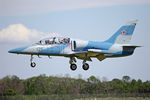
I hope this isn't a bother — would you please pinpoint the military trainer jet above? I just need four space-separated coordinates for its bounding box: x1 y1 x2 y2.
8 20 140 71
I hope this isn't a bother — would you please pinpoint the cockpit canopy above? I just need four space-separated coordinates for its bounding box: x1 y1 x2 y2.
37 37 70 45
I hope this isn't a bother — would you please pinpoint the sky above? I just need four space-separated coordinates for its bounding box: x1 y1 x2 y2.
0 0 150 81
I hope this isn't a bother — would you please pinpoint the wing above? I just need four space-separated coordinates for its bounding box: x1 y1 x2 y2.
67 49 114 61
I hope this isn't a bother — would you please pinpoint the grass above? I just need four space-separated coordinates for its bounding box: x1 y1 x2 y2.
79 97 150 100
0 95 150 100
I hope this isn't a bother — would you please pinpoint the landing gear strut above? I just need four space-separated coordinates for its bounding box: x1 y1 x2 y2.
30 55 36 68
69 54 90 71
69 57 77 71
82 54 89 70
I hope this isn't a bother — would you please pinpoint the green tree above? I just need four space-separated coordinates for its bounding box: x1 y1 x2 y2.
0 74 150 96
0 75 24 95
111 78 123 93
87 76 100 84
122 76 131 82
3 88 18 96
130 79 138 93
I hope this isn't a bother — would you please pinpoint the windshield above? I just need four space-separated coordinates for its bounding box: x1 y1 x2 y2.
36 37 70 45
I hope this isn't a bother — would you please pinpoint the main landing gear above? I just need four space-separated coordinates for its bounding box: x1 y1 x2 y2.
70 64 77 71
82 54 89 70
69 57 77 71
82 63 89 70
69 56 89 71
30 55 36 68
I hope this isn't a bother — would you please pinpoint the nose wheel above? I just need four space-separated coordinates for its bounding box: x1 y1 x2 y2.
31 62 36 68
30 55 36 68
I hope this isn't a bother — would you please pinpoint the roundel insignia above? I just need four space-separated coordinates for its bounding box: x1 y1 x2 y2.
122 30 126 34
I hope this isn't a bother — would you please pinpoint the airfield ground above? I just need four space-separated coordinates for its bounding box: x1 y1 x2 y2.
78 97 150 100
1 96 150 100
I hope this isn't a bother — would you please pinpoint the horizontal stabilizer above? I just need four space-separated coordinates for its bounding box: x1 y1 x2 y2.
122 45 141 54
123 45 141 48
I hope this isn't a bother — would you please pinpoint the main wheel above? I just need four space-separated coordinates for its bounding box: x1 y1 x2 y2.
82 63 89 70
31 62 36 68
70 64 77 71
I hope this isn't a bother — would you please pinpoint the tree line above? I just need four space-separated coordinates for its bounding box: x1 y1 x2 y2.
0 75 150 96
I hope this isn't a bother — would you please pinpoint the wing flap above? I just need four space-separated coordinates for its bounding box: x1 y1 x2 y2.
96 55 105 61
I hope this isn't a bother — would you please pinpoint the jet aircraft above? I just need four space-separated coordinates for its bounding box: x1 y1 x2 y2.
8 20 140 71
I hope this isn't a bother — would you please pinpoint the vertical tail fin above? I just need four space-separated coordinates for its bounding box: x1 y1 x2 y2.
105 20 138 44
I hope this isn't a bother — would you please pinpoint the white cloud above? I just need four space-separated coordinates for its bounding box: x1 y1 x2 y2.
0 24 61 43
0 0 150 16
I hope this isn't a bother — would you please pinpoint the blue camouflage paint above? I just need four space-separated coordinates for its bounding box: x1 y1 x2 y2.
83 41 113 51
8 20 139 63
38 43 69 55
105 25 135 43
8 46 28 53
122 48 135 56
111 50 134 57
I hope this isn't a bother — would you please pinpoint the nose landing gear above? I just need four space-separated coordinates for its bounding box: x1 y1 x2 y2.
30 55 36 68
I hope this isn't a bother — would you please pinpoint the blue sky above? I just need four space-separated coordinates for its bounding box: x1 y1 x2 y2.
0 0 150 81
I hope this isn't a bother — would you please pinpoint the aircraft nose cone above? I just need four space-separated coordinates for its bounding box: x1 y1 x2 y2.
8 49 18 53
8 47 27 54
